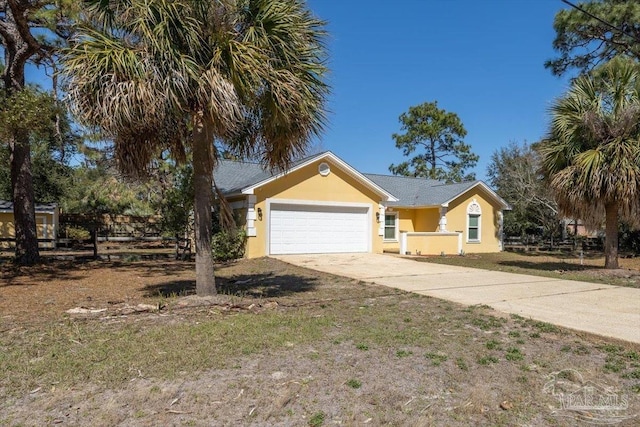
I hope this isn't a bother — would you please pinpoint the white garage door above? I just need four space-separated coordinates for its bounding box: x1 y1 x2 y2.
269 204 369 255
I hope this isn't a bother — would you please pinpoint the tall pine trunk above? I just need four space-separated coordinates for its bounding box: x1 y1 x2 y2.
4 23 40 265
10 133 39 264
604 202 619 269
192 112 216 295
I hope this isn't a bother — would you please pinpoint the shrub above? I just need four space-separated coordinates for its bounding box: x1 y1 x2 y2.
211 229 246 262
65 226 90 242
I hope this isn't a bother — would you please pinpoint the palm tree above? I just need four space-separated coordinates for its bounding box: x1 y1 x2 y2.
62 0 328 294
541 56 640 269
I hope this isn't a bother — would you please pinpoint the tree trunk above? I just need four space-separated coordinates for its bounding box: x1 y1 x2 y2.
604 202 619 269
192 112 216 295
3 3 41 265
10 134 40 264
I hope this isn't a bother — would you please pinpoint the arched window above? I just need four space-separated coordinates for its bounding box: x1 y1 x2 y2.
467 199 481 242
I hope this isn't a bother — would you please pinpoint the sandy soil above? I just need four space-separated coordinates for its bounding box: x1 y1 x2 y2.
1 255 639 426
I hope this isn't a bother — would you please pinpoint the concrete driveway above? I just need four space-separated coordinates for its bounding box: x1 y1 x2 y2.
274 253 640 344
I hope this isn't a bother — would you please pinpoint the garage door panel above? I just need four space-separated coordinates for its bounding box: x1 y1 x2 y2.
269 204 369 255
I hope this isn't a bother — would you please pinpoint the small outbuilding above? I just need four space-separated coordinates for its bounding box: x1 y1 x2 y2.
0 200 59 249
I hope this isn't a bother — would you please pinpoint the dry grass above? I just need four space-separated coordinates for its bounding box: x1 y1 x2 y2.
1 255 639 426
415 250 640 288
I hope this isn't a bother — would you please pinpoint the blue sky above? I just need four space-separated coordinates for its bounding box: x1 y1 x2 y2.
306 0 574 180
21 0 574 181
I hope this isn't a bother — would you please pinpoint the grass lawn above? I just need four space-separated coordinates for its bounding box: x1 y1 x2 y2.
1 256 639 426
415 250 640 289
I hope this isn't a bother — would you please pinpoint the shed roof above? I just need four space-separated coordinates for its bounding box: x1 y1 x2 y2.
0 200 58 214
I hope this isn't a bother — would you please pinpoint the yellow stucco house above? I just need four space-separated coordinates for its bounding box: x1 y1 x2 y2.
214 151 509 258
0 200 59 249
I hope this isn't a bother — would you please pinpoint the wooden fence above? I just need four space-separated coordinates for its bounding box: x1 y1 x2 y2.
59 214 163 241
504 235 603 252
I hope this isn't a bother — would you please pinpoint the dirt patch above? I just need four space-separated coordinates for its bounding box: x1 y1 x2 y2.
1 257 639 426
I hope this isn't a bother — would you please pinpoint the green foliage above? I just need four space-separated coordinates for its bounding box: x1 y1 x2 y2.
64 226 91 242
541 56 640 268
65 171 156 216
487 141 559 239
308 411 326 427
155 163 194 237
389 101 478 182
0 87 79 204
0 89 58 141
478 355 499 365
505 347 524 361
619 222 640 253
211 229 247 262
345 379 362 389
546 0 640 76
61 144 159 216
63 0 330 293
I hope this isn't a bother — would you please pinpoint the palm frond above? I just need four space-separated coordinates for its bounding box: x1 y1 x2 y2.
542 56 640 228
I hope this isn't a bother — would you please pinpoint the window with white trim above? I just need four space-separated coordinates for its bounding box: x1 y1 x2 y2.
384 213 398 241
467 200 481 243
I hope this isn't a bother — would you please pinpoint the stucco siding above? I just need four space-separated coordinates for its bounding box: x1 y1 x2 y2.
415 208 440 232
244 159 383 258
446 187 502 253
382 208 414 252
405 233 460 255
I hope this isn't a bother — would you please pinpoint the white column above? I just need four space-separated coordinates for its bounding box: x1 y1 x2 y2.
458 232 463 254
53 206 58 249
246 195 257 237
378 204 386 236
439 205 448 232
498 211 504 251
400 231 407 255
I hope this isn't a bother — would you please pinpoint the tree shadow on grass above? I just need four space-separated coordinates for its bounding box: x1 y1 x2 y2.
0 259 90 288
497 260 599 273
142 272 319 299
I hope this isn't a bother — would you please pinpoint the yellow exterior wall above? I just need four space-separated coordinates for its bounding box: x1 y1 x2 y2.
415 208 440 232
243 158 384 258
382 189 503 255
405 233 460 255
446 187 503 253
382 208 414 252
0 211 56 248
0 212 15 248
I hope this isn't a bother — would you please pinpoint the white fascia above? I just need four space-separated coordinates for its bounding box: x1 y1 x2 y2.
239 151 398 202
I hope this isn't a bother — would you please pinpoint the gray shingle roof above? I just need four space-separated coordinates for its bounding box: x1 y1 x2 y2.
0 200 58 213
364 174 480 207
213 152 330 194
213 160 273 194
212 153 506 208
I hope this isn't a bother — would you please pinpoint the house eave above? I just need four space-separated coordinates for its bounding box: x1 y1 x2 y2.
239 151 399 202
442 181 511 210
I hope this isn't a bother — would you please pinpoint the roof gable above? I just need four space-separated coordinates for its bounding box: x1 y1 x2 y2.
213 152 398 202
364 174 510 209
212 153 508 209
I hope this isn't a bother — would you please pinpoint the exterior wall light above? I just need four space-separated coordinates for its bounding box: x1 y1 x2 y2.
376 212 380 223
257 207 263 221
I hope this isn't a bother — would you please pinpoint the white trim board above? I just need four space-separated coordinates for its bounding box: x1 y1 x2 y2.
241 152 398 202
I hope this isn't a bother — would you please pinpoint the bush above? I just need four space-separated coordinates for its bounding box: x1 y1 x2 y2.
211 229 246 262
65 226 90 242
